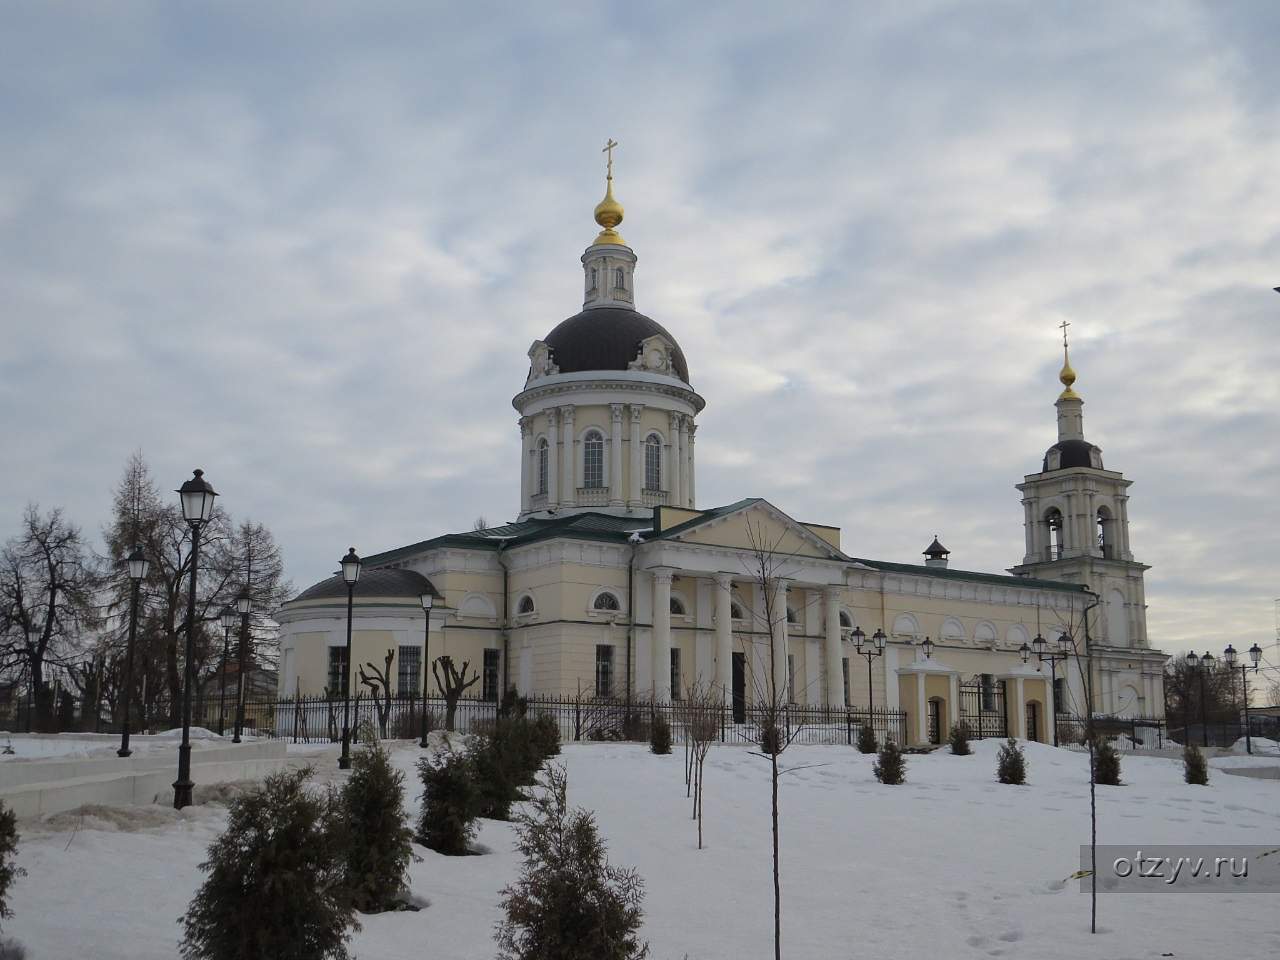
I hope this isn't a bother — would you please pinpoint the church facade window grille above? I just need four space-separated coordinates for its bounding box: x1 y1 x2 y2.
482 648 500 702
583 430 604 488
593 591 621 612
537 439 549 495
644 433 662 491
327 646 348 697
670 648 681 700
595 644 614 697
397 645 421 697
980 673 996 712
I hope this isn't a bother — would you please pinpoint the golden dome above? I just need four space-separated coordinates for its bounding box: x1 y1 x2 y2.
592 177 625 246
1057 355 1080 401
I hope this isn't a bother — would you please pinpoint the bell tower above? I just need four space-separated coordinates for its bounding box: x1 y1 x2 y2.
1010 324 1150 651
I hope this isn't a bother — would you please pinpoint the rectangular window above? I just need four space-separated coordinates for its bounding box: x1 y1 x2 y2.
981 673 996 712
670 648 682 700
583 439 604 488
841 657 850 707
787 653 796 704
1053 676 1067 714
595 645 614 698
397 645 421 697
326 646 348 697
483 649 500 702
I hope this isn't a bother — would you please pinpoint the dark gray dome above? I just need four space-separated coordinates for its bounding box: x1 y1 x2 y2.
1043 439 1103 472
543 307 690 383
293 567 439 603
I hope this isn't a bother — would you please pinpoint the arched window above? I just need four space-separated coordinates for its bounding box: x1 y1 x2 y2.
838 611 853 629
730 602 745 620
614 267 625 290
583 430 604 488
644 434 662 491
1045 508 1064 560
537 439 549 495
589 267 598 290
593 592 621 612
1096 506 1113 558
670 596 686 616
517 595 535 615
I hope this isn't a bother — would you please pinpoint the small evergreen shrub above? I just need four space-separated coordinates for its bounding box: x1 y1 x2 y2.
996 738 1026 785
496 765 647 960
473 732 524 821
760 724 782 756
336 741 417 913
650 715 672 755
0 801 26 932
530 713 561 759
416 748 482 855
1092 738 1121 786
499 688 529 719
873 738 906 785
1183 743 1208 786
179 767 357 960
948 721 972 756
856 723 878 754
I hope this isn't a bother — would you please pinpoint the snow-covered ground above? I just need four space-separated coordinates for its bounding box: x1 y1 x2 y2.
6 739 1280 959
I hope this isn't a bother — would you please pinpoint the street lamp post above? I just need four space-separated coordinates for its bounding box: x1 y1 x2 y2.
118 546 150 758
1185 650 1215 747
216 605 237 737
173 469 217 810
419 592 433 748
1032 632 1072 747
338 548 362 770
1223 643 1263 755
851 626 887 712
233 586 252 743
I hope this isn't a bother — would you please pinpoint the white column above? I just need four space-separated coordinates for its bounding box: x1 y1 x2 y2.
518 417 531 512
916 675 927 744
1117 494 1133 559
652 570 673 701
546 408 560 509
770 580 789 705
823 588 842 707
1011 677 1026 738
948 673 960 729
1022 498 1036 563
561 405 575 506
629 404 644 507
609 404 624 507
668 411 682 506
687 421 696 507
715 573 733 701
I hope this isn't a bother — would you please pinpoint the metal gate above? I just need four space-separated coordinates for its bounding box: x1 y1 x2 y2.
959 675 1008 740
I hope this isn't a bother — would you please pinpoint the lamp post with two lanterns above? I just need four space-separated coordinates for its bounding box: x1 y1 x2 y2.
850 626 887 710
216 605 237 737
1223 642 1263 755
118 546 151 758
1184 650 1216 748
1031 631 1073 747
174 469 218 810
338 548 362 770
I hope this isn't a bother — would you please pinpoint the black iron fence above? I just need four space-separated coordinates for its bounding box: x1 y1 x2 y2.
959 677 1008 740
1055 715 1168 751
0 690 910 749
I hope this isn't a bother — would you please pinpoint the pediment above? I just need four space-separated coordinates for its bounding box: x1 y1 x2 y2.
661 499 847 562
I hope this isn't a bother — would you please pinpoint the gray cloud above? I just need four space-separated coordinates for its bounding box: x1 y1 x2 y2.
1 1 1276 664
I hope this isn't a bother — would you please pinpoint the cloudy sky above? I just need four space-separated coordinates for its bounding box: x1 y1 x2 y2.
2 1 1277 666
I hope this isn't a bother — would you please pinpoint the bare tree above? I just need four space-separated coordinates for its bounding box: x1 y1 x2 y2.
730 518 804 960
0 505 99 728
358 649 395 738
684 680 719 850
433 655 479 731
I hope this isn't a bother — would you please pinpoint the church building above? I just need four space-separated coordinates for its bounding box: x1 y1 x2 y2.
275 154 1167 746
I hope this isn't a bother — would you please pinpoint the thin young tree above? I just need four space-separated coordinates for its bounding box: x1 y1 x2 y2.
684 680 719 849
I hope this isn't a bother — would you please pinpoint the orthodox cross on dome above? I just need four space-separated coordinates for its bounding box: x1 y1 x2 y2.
1059 318 1070 351
1056 318 1080 401
603 138 618 179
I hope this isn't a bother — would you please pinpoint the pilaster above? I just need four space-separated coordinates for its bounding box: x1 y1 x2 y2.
609 404 625 507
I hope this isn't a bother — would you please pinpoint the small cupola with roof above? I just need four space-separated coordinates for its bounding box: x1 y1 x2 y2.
513 142 705 521
923 536 950 569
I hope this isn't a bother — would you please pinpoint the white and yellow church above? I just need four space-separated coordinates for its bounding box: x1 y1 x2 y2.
275 156 1167 746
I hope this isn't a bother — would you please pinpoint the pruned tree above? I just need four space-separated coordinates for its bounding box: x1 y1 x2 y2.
0 504 99 729
684 680 719 850
433 655 479 732
357 649 395 738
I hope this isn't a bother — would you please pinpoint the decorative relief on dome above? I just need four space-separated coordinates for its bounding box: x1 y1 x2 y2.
526 340 560 385
628 334 674 376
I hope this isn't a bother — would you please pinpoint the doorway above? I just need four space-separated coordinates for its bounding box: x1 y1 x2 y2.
732 652 746 724
928 697 944 745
